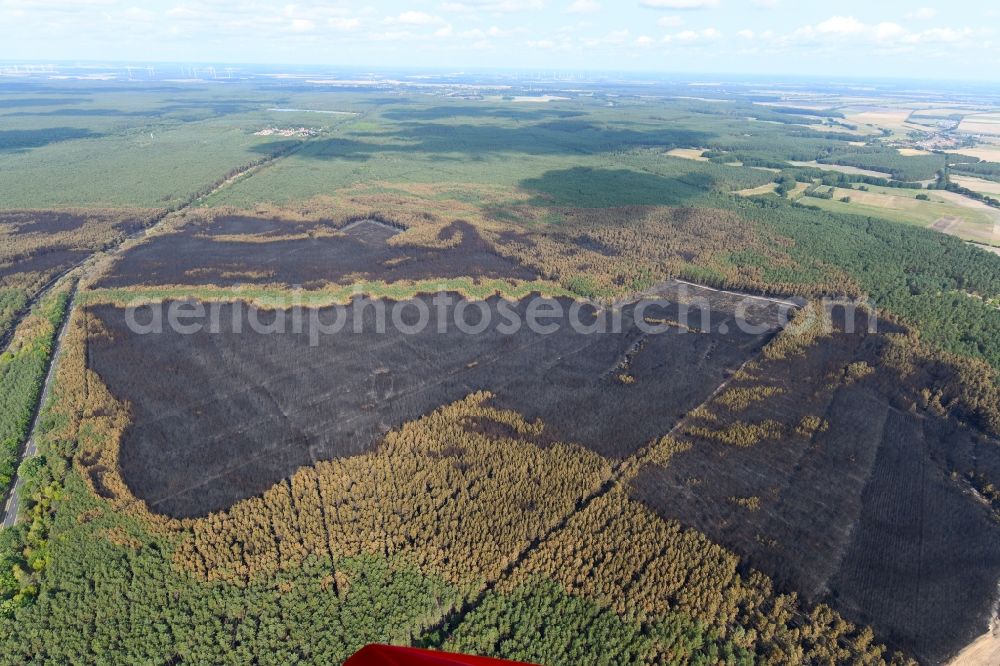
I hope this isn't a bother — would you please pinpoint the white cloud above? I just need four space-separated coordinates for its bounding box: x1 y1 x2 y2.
0 0 119 11
328 17 361 31
903 27 974 44
368 29 415 42
566 0 600 13
527 34 574 49
663 27 720 43
388 11 444 25
873 22 906 42
583 28 629 46
431 22 517 42
440 0 545 12
288 18 315 32
640 0 719 9
907 7 938 20
0 0 992 74
782 15 980 54
793 16 906 44
815 15 866 35
165 6 201 20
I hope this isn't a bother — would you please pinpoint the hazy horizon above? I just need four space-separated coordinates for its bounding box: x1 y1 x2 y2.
1 1 997 81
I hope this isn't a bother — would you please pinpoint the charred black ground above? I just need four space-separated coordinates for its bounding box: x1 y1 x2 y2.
630 314 1000 664
1 210 148 281
93 217 535 288
86 291 778 517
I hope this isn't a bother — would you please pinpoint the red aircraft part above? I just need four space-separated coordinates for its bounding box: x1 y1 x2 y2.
344 644 539 666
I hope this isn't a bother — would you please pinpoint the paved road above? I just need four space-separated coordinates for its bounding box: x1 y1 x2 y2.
1 285 77 528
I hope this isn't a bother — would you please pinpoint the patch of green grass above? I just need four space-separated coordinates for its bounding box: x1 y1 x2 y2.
799 185 996 236
79 278 577 309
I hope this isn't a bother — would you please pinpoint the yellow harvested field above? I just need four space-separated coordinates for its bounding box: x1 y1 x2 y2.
910 107 970 117
665 148 708 161
952 176 1000 197
753 102 832 111
802 185 1000 247
959 114 1000 135
787 160 891 178
734 182 777 196
834 188 933 210
950 145 1000 163
960 123 1000 136
844 109 912 133
898 148 932 156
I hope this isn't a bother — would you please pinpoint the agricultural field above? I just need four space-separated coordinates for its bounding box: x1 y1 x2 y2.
795 184 1000 246
664 147 709 161
959 113 1000 136
3 72 1000 666
952 175 1000 197
951 142 1000 163
788 160 893 179
842 109 915 134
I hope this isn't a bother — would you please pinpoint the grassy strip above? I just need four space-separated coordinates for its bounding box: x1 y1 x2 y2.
0 284 71 491
0 288 29 345
79 278 578 309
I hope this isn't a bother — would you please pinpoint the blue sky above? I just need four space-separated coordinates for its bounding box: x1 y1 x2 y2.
1 0 997 80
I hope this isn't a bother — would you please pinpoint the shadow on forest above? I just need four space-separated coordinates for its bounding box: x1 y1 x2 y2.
0 97 87 109
520 167 716 207
4 108 166 118
248 120 717 160
0 127 103 152
382 105 585 122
